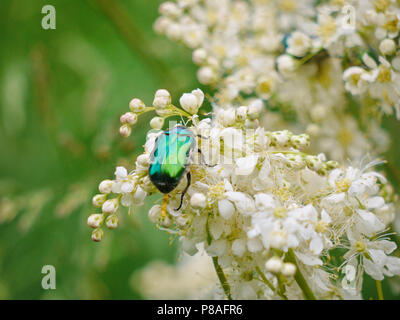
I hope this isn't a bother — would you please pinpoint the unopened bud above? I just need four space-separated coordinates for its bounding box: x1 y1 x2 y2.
150 117 164 130
102 198 119 214
265 256 283 273
190 193 206 209
119 124 132 137
129 98 146 112
281 263 296 276
87 214 104 228
91 228 104 242
92 194 107 208
99 180 114 194
106 214 119 229
120 112 138 125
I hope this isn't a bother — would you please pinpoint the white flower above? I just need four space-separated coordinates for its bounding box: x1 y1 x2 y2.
102 199 119 214
235 155 258 176
276 54 296 76
150 117 164 130
218 199 235 220
98 179 114 194
287 31 312 57
265 256 283 273
180 90 204 114
129 98 146 112
379 38 396 55
119 124 131 137
87 214 103 228
197 66 217 84
115 166 128 180
281 263 296 276
106 214 119 229
153 89 171 109
343 67 369 95
92 194 106 208
232 238 246 257
190 193 206 209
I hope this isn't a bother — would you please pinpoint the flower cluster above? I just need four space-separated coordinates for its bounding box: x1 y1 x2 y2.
154 0 400 162
133 245 219 299
89 89 400 299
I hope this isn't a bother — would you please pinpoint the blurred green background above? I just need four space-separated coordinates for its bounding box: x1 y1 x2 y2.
0 0 399 300
0 0 202 299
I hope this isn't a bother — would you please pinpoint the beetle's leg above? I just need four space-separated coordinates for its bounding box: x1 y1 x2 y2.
175 171 191 211
161 193 169 219
198 148 217 167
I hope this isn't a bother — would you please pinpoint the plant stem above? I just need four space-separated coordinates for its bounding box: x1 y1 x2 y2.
212 256 233 300
376 280 384 300
206 214 233 300
255 266 288 300
285 249 317 300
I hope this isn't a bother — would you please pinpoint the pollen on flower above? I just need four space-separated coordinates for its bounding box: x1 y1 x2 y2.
207 182 226 201
354 240 366 253
315 220 329 233
273 207 287 218
335 178 351 193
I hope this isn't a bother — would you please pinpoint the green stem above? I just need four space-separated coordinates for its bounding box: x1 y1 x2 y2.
212 256 233 300
206 214 232 300
255 266 288 300
376 280 384 300
285 249 317 300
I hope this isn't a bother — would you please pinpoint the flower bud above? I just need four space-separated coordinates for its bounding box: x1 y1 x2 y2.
248 100 263 119
153 17 170 35
265 256 283 273
379 39 396 55
192 48 207 65
106 214 119 229
102 198 119 214
87 214 104 228
91 228 104 242
236 106 248 121
166 23 182 41
190 193 206 209
119 124 132 137
136 154 150 167
180 93 199 114
159 1 181 18
115 166 127 179
120 112 138 125
217 108 236 127
92 194 107 208
129 98 146 112
191 88 204 107
99 179 114 194
197 66 217 85
153 89 171 109
276 54 296 76
281 263 296 276
150 117 164 130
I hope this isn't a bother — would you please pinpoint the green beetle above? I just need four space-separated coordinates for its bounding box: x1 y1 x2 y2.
149 125 212 216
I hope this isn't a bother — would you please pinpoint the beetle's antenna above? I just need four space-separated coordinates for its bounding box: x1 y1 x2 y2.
161 193 169 219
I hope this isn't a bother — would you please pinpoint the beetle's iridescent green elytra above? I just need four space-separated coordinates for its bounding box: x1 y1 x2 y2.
149 125 195 194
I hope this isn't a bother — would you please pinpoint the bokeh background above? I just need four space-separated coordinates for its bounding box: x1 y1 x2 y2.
0 0 399 299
